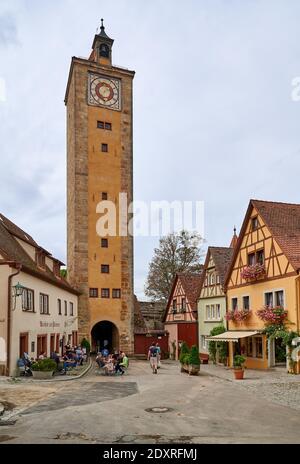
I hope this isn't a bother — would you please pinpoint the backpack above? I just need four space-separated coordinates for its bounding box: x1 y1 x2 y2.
149 346 157 356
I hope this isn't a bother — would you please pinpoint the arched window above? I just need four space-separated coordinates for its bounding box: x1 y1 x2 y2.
100 43 109 58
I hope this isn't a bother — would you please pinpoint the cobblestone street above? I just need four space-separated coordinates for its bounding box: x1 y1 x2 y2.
201 364 300 410
0 360 300 444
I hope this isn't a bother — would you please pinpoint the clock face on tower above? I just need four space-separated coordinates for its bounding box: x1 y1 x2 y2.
88 73 121 110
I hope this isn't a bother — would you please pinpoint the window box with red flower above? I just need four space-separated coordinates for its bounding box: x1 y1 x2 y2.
225 309 252 322
256 306 288 325
241 263 266 281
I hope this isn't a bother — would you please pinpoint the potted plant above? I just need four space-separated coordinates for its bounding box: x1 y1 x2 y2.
188 345 200 375
31 358 57 379
179 341 190 372
233 354 246 380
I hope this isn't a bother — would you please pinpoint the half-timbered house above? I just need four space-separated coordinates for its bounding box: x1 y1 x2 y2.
164 273 202 360
209 200 300 372
198 246 234 358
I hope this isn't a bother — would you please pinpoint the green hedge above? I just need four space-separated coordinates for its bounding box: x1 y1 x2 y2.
31 358 57 372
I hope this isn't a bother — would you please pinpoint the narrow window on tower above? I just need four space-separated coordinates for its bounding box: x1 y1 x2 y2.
104 122 112 130
102 192 108 200
97 121 104 129
89 288 98 298
101 238 108 248
101 264 110 274
101 288 110 298
112 289 121 299
101 143 108 152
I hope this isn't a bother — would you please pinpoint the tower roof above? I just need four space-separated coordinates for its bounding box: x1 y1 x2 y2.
98 18 113 41
92 19 114 49
229 226 238 248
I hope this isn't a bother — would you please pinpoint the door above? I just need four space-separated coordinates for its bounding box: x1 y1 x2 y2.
19 333 28 358
50 334 55 354
37 334 47 357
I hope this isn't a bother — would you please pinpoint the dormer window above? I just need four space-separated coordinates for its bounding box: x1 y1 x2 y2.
100 43 109 58
53 261 61 277
251 216 259 230
36 250 46 268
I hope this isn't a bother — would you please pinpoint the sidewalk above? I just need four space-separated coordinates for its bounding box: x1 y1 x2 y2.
201 362 300 410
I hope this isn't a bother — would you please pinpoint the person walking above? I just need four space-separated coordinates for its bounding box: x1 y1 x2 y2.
156 343 161 369
148 342 158 374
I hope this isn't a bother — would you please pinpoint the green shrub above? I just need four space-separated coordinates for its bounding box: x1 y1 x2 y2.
189 345 200 366
233 355 246 368
31 358 57 372
80 338 91 353
208 325 226 364
179 342 190 364
181 354 190 365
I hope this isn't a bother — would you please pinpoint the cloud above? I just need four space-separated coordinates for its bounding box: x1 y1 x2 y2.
0 0 300 294
0 12 18 46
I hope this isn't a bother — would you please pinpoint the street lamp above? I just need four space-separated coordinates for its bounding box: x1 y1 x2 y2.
12 282 25 310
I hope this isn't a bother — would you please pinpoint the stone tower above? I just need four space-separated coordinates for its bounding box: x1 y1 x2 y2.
65 21 135 354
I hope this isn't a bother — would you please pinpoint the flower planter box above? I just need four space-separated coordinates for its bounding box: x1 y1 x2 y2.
181 363 200 376
32 370 54 380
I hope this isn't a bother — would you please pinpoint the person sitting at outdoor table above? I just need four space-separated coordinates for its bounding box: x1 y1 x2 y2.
103 355 114 375
75 346 83 365
101 347 109 357
119 352 129 370
96 353 105 369
50 351 60 369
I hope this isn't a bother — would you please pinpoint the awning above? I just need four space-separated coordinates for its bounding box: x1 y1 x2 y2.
205 331 259 343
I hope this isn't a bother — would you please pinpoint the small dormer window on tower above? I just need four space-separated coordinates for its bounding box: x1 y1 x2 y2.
91 19 114 65
100 43 109 58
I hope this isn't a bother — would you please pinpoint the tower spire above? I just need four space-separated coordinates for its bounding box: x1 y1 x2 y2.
91 19 114 64
230 226 238 248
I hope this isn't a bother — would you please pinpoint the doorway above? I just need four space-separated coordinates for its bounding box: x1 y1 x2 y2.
275 337 286 365
91 321 119 353
19 332 28 357
37 334 47 357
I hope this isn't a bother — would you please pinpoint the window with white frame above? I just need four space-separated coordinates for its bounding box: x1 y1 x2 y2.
201 336 207 350
40 293 49 315
216 275 220 284
206 305 210 320
265 290 284 308
275 290 284 307
243 296 250 310
216 304 221 319
231 297 238 311
22 288 34 312
265 292 273 307
211 304 215 319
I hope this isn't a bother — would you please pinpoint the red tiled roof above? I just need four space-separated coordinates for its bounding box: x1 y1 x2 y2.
252 199 300 271
224 199 300 287
177 273 203 310
198 246 234 293
0 213 79 295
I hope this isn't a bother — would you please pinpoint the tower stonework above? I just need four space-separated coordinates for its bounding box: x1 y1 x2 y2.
65 22 135 354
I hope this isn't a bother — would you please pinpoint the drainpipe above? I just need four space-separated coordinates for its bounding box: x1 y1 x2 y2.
0 261 22 376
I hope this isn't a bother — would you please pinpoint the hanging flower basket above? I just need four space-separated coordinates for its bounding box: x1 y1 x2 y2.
241 264 266 281
225 309 252 322
256 306 287 325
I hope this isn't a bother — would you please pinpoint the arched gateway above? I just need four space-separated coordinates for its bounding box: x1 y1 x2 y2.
91 321 119 353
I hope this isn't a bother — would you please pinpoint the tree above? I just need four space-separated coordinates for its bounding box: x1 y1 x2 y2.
145 230 203 302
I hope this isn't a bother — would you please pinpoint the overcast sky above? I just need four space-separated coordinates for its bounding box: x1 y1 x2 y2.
1 0 300 299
